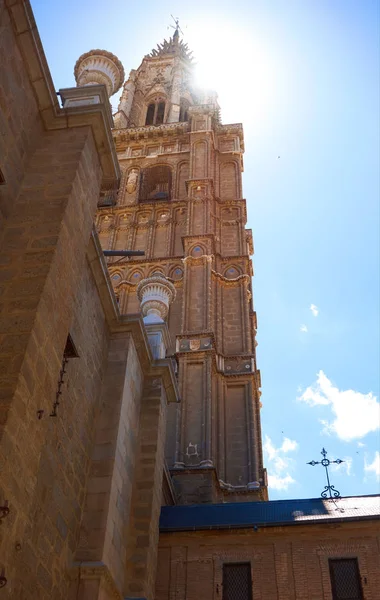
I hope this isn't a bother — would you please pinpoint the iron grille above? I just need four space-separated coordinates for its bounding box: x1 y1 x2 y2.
329 558 363 600
98 183 119 207
222 563 252 600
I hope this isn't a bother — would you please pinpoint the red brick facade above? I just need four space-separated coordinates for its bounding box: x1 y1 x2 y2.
156 521 380 600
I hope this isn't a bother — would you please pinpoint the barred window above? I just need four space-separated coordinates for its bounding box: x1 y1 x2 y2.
222 563 252 600
139 165 172 201
329 558 363 600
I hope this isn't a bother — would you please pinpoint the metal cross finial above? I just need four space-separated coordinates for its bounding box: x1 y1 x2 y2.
169 15 183 37
307 447 344 499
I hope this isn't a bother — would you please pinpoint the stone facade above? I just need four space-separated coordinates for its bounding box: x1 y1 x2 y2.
1 3 379 600
0 3 177 599
97 30 266 505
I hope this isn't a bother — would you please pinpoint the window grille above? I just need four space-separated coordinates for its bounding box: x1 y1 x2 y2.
222 563 252 600
329 558 363 600
139 165 172 201
98 183 119 207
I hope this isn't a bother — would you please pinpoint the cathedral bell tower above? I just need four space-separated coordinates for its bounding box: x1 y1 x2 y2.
95 30 268 503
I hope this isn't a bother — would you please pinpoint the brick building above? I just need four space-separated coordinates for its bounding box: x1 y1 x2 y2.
0 2 379 599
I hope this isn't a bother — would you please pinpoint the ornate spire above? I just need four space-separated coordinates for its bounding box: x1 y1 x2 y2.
146 19 194 63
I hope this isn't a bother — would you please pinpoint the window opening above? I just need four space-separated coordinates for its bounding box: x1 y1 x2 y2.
222 563 252 600
139 165 172 201
145 103 155 125
156 102 165 124
145 100 166 126
179 99 190 122
329 558 363 600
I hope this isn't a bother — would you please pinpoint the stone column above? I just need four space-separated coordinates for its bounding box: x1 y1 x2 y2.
137 272 176 359
168 62 181 123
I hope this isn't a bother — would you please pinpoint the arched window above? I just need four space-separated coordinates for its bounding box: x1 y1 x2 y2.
179 99 190 122
145 103 155 125
145 98 166 125
139 166 172 201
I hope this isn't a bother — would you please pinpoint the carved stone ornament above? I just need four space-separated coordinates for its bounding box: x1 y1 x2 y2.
74 49 125 97
126 168 139 194
137 273 176 323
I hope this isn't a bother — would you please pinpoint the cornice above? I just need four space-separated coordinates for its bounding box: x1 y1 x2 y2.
87 229 179 403
113 121 189 139
6 0 119 184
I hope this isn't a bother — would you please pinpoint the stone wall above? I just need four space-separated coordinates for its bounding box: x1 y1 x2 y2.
156 521 380 599
0 1 44 222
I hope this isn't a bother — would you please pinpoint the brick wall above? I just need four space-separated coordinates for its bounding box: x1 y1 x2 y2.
156 522 380 600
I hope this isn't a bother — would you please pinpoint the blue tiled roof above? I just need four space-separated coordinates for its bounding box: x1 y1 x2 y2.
160 495 380 532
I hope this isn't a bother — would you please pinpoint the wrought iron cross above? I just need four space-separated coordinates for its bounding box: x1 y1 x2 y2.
307 447 344 499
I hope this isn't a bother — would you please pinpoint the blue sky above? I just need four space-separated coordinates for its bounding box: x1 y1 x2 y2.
31 0 379 499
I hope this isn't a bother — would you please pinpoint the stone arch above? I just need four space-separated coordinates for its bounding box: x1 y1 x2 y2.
169 265 184 281
98 214 113 229
224 265 242 279
190 244 206 257
144 92 168 125
116 212 132 227
128 269 144 284
148 266 165 277
110 271 123 285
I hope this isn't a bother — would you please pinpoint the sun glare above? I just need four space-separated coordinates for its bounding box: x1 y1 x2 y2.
185 20 276 126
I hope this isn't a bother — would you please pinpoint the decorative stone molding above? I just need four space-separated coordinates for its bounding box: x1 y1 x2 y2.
212 270 250 287
219 479 261 492
183 254 213 266
74 49 125 97
177 337 212 353
137 273 176 323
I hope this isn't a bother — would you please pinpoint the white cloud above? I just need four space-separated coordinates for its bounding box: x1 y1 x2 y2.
364 451 380 479
357 441 366 448
331 456 353 476
298 371 379 441
264 435 298 491
300 324 308 333
268 473 296 490
310 304 319 317
281 438 298 453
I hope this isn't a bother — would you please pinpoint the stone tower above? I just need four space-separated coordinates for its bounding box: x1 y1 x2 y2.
96 30 268 503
